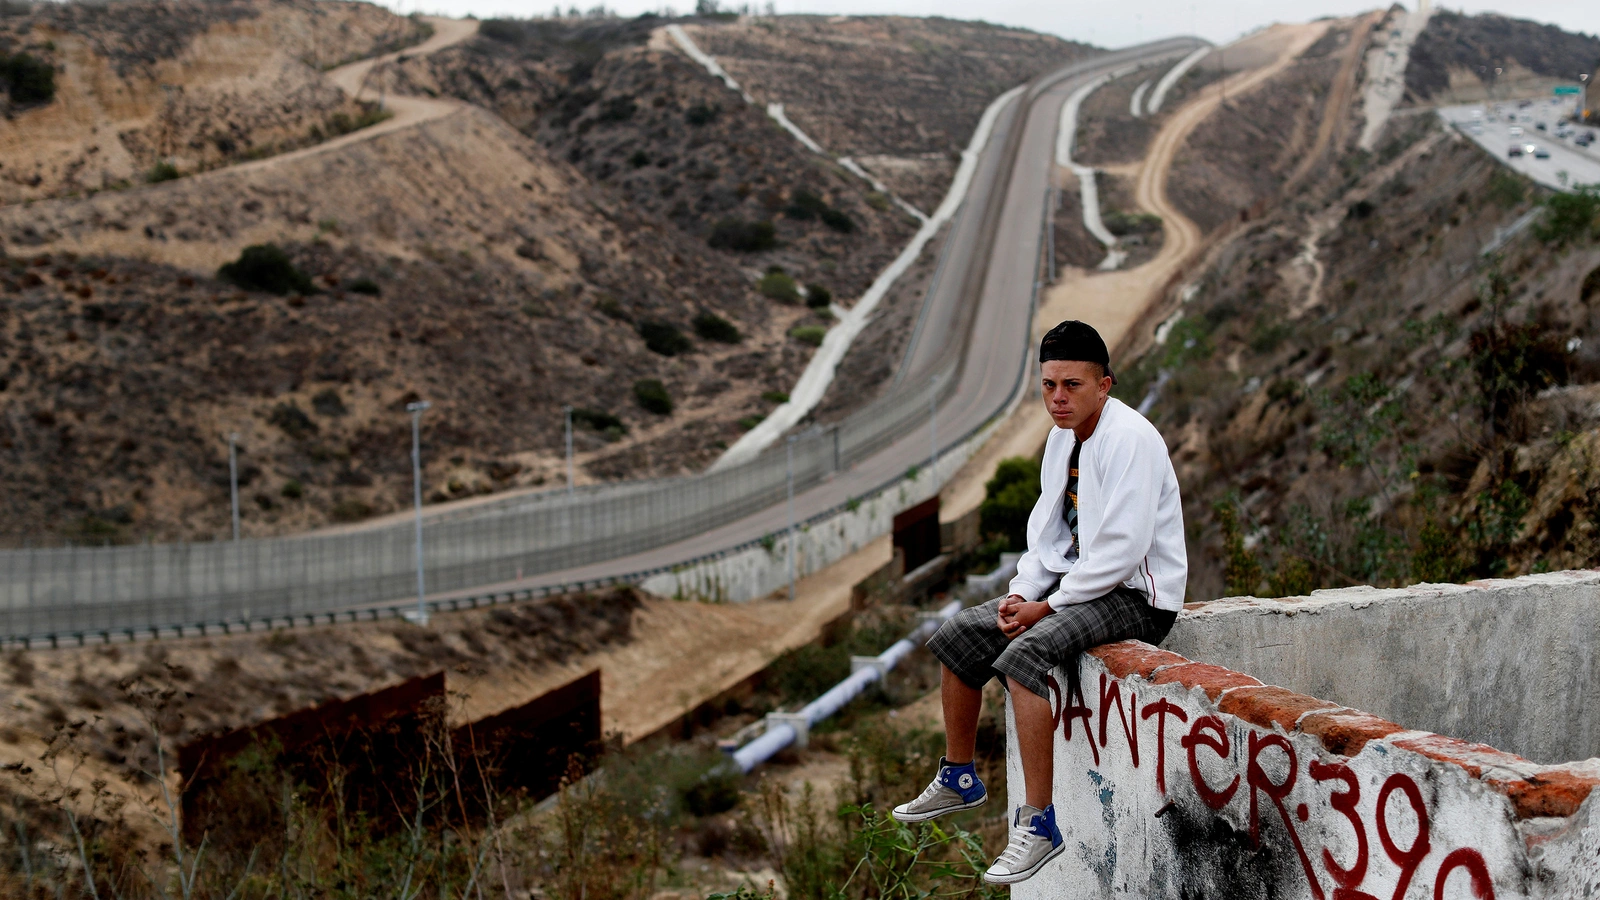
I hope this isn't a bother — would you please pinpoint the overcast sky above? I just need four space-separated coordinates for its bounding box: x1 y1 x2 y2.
380 0 1600 51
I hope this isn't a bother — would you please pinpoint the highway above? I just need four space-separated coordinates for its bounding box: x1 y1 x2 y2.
1439 100 1600 191
0 37 1208 643
465 38 1211 597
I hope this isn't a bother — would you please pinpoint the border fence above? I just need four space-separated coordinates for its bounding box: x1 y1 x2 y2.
0 352 962 645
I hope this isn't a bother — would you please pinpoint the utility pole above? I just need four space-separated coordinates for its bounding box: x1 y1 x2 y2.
564 405 575 498
407 400 432 625
228 432 241 542
785 435 797 601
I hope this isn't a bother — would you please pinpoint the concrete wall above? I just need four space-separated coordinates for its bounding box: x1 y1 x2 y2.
639 399 1014 603
1005 571 1600 899
1162 572 1600 764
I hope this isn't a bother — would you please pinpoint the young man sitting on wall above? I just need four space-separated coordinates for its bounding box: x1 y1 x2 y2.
892 320 1188 884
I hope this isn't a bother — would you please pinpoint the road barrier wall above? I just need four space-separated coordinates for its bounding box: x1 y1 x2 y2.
1005 571 1600 899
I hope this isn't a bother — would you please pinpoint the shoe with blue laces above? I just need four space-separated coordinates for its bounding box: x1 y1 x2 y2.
983 803 1065 884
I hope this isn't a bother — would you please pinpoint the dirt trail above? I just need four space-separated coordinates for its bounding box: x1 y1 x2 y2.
194 16 479 179
940 23 1331 519
458 536 892 741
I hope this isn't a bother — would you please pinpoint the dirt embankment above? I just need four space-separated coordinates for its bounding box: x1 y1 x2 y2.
1131 113 1600 599
0 0 429 202
691 16 1092 214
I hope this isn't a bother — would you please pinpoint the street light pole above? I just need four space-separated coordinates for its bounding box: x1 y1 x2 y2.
565 405 575 499
228 432 240 542
786 435 797 601
407 400 432 625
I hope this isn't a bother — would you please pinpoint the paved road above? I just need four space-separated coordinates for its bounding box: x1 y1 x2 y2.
1439 100 1600 191
455 38 1210 600
0 37 1210 641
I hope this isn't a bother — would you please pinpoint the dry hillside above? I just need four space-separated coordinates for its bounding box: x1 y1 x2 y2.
0 5 1085 544
1404 10 1600 104
0 0 429 202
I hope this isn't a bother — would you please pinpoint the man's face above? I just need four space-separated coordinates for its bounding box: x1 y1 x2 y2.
1040 360 1111 430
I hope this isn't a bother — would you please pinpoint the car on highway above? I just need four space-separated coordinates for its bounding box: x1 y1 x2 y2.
1509 125 1524 137
1509 144 1524 158
1536 122 1547 131
1534 146 1551 159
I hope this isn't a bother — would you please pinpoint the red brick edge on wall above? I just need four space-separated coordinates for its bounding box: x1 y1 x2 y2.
1087 641 1600 821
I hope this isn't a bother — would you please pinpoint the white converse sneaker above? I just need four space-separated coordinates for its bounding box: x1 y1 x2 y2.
891 757 987 823
983 804 1065 885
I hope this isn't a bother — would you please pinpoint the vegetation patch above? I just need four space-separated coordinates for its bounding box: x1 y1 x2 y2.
693 310 741 343
633 378 673 415
637 320 692 356
789 325 826 347
0 50 55 105
708 218 777 252
218 244 315 296
757 269 800 303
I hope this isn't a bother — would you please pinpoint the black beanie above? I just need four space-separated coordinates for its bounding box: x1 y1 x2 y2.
1039 320 1115 383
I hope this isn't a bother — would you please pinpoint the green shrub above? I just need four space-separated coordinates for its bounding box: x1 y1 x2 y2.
628 149 650 168
1104 210 1162 236
757 270 800 303
573 407 627 440
330 498 373 522
761 391 789 404
708 218 776 252
737 414 765 430
693 310 740 343
347 277 380 296
633 378 673 415
637 320 692 356
819 207 855 233
147 162 181 183
804 283 832 308
596 294 629 320
789 325 826 346
685 103 719 126
218 244 315 296
864 191 890 211
0 51 55 105
978 456 1040 551
1533 184 1600 246
785 189 827 220
268 402 318 440
280 479 304 500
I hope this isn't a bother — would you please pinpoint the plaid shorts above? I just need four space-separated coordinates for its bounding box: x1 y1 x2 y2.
926 586 1175 699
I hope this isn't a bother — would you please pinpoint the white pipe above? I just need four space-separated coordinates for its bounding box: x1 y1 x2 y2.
665 24 755 104
1129 79 1152 118
1055 67 1140 271
730 599 962 773
1146 46 1210 115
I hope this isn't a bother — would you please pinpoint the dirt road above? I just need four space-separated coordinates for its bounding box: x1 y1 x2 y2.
206 16 479 179
940 23 1331 520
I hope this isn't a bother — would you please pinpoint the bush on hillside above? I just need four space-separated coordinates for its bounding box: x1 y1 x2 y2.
147 162 181 183
693 310 740 343
1104 210 1162 236
572 407 627 440
820 207 855 233
0 51 55 105
785 189 828 221
708 218 776 252
637 320 692 356
219 244 315 296
347 277 380 296
1533 185 1600 246
633 379 673 415
757 270 800 303
979 456 1041 551
789 325 826 347
805 283 832 308
685 103 719 126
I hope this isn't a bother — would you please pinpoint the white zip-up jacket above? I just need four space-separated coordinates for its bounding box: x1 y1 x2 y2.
1008 397 1187 612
